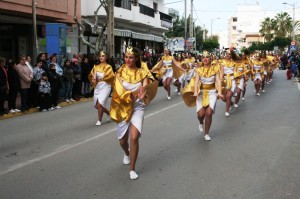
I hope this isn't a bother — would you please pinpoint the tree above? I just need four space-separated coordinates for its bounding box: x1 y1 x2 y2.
273 12 293 38
165 15 208 51
259 17 275 42
74 0 109 52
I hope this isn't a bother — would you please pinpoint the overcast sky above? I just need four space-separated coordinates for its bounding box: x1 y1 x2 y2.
164 0 297 34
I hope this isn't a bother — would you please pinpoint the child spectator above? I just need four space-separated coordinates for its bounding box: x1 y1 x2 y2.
39 72 52 112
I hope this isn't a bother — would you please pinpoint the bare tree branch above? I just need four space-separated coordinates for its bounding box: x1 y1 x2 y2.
73 0 109 52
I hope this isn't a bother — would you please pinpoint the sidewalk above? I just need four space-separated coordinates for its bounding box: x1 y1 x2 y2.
0 96 92 120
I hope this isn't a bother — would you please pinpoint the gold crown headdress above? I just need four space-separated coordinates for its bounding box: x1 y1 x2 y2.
99 51 107 56
126 46 139 56
224 49 231 56
254 52 261 58
202 50 211 57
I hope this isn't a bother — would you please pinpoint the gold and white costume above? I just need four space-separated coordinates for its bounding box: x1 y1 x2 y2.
89 63 114 108
235 62 249 90
110 65 158 139
221 60 236 93
251 60 264 81
182 63 220 112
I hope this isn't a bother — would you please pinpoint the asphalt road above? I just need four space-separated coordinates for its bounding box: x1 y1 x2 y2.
0 70 299 199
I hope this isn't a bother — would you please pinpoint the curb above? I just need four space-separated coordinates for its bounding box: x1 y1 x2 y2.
0 98 92 120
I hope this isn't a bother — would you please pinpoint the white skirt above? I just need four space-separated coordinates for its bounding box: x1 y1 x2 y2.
162 67 173 82
93 82 111 107
226 78 236 93
237 78 245 90
254 74 262 81
196 89 217 113
117 100 145 139
185 69 195 81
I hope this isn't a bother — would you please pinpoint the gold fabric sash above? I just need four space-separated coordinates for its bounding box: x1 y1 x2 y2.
182 77 200 107
224 73 234 89
110 77 134 123
201 83 215 107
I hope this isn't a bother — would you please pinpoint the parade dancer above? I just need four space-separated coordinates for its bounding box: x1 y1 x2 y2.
233 52 249 107
151 48 185 100
182 51 223 141
241 51 251 100
110 46 158 180
251 52 265 96
90 51 114 126
220 50 237 117
173 54 187 95
260 52 269 93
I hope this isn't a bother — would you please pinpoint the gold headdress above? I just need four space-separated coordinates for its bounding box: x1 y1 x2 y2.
126 46 139 56
99 51 107 56
254 51 261 58
224 49 231 56
202 50 211 57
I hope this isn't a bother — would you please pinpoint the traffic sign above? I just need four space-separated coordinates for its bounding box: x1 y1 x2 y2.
291 41 296 45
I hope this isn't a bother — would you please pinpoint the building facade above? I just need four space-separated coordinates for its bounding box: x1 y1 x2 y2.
80 0 172 58
0 0 80 62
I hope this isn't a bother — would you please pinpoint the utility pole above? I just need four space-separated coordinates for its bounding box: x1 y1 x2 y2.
184 0 187 52
32 0 38 61
189 0 193 38
107 0 115 57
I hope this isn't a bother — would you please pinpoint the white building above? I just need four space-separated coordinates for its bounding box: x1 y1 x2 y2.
229 3 300 50
81 0 172 57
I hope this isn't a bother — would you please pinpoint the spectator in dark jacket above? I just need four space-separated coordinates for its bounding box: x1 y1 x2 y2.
0 57 8 115
7 61 21 113
81 56 92 98
63 60 75 102
48 63 62 109
71 58 82 100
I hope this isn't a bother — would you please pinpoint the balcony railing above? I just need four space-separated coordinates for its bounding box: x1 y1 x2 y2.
159 12 172 23
115 0 131 10
139 4 154 18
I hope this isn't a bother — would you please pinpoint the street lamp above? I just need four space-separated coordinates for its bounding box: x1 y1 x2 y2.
282 2 295 41
32 0 38 61
211 18 220 38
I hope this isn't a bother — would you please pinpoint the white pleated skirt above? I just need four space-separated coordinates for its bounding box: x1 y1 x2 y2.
196 89 217 113
117 101 145 139
93 82 111 107
162 68 173 82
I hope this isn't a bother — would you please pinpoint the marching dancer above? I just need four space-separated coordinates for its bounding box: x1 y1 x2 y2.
182 51 223 141
251 52 265 96
110 46 158 180
90 51 114 126
220 50 236 117
151 48 185 100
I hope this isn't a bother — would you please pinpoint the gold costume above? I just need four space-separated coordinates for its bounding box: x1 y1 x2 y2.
152 55 185 79
88 63 114 89
110 65 158 123
235 62 249 86
220 59 236 91
182 62 220 107
251 60 265 80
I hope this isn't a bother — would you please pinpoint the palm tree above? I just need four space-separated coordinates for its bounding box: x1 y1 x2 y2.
259 17 275 42
273 12 293 38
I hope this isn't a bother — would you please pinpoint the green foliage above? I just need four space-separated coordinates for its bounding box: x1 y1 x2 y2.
165 14 207 51
202 40 219 52
245 37 291 52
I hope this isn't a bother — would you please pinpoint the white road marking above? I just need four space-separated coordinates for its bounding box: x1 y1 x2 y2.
0 101 183 176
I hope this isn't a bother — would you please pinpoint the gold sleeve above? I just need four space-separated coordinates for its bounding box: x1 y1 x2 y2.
182 76 200 107
109 77 134 123
103 65 115 86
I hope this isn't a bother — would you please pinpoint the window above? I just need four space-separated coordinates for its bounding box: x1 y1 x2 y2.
232 26 236 30
153 2 158 13
233 17 237 22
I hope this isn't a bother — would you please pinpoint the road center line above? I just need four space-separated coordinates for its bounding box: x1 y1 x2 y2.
0 101 183 176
